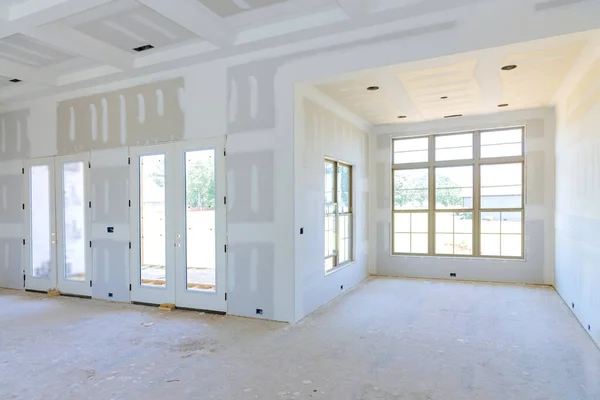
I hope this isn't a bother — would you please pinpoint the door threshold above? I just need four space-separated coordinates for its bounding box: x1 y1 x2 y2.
25 289 48 294
131 301 225 315
61 293 92 300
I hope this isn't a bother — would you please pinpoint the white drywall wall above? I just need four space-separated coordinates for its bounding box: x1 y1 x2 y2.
555 56 600 348
0 0 597 322
294 84 370 321
370 108 556 284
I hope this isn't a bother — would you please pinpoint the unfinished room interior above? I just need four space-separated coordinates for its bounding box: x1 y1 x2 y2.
1 0 600 398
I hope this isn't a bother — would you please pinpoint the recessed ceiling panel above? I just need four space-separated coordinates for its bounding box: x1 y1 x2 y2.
69 0 198 53
198 0 287 17
500 41 587 109
398 60 481 120
0 34 74 67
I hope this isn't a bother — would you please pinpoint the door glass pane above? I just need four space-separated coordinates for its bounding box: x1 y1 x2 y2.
185 149 216 291
140 155 166 287
62 162 86 281
31 165 51 278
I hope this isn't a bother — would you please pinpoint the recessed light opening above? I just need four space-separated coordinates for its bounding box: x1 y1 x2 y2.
9 79 21 83
133 44 155 52
498 104 509 107
397 115 407 119
444 114 463 118
366 86 380 91
440 96 448 99
501 65 517 71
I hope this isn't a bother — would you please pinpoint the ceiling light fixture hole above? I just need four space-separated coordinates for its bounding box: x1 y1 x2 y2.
366 86 380 91
9 79 21 83
440 96 448 99
498 104 509 108
133 44 155 53
397 115 407 119
501 65 517 71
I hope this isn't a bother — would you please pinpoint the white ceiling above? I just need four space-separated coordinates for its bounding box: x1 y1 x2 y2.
0 0 599 105
313 31 598 125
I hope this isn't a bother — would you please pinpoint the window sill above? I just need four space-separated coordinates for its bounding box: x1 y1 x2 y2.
325 260 356 276
389 253 526 262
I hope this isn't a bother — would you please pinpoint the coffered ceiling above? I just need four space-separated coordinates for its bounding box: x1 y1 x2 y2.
313 32 596 125
0 0 599 104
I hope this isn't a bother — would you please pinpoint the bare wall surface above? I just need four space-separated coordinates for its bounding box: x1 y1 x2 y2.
0 0 597 321
57 79 185 154
555 57 600 348
370 109 556 285
0 160 24 290
294 86 369 321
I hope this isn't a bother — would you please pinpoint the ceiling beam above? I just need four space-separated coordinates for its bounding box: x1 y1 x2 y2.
25 24 135 70
0 0 115 39
137 0 235 48
335 0 371 17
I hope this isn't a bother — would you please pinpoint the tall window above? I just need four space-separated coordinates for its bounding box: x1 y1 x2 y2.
392 128 524 259
325 159 353 272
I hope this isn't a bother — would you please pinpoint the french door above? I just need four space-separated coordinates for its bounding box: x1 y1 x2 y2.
129 138 227 312
24 154 92 296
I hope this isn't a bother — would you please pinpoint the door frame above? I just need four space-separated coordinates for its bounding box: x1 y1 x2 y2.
24 157 57 292
128 137 227 312
55 152 92 297
174 137 227 312
129 143 176 305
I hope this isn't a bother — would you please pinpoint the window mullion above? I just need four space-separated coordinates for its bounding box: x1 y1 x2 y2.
334 162 339 267
428 135 435 255
473 131 481 256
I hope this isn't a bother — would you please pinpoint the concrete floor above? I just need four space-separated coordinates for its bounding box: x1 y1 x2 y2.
1 278 599 400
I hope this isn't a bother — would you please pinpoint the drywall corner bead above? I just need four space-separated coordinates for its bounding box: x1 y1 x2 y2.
57 78 184 154
0 109 31 161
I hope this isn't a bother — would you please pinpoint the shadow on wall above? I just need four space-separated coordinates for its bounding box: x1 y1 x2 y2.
57 78 185 154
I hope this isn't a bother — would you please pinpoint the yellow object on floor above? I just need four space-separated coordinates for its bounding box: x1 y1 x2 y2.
159 303 176 311
47 290 61 297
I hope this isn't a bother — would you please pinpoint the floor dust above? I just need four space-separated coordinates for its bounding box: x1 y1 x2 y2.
1 277 599 399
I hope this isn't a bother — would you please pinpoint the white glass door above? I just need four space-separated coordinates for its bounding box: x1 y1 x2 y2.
24 158 57 292
174 139 227 312
129 144 176 305
129 138 227 312
55 153 92 297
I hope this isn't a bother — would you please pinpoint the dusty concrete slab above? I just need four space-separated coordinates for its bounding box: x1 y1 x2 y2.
1 277 599 399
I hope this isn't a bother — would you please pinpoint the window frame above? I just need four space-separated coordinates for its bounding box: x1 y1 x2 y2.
391 127 525 260
324 158 354 273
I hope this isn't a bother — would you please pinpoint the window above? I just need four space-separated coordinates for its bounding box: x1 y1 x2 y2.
325 159 353 272
392 127 524 259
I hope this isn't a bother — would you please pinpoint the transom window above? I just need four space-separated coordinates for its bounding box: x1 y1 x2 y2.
392 128 524 259
325 159 353 273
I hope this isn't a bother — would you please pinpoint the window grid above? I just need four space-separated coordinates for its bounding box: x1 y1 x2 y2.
325 159 353 273
392 127 525 259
